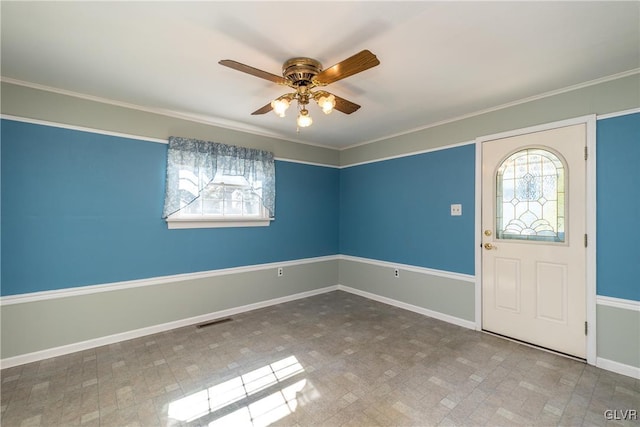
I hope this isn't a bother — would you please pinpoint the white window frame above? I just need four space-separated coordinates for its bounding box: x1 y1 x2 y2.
166 174 272 229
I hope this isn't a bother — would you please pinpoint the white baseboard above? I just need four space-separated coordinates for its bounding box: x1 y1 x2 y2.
596 357 640 380
0 285 339 369
0 283 475 369
336 284 476 330
3 281 638 382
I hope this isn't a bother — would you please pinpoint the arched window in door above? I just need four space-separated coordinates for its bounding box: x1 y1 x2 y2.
496 148 566 242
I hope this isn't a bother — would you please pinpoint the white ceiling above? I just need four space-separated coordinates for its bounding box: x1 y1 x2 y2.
2 1 639 149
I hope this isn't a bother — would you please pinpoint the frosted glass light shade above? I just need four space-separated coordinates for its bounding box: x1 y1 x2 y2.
271 98 290 117
297 109 312 127
317 94 336 114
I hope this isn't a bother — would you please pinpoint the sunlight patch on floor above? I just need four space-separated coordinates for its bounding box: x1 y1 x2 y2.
168 355 313 425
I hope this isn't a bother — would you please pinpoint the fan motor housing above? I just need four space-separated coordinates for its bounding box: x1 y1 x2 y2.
282 57 322 87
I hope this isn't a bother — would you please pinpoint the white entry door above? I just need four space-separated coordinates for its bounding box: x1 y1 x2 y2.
481 124 587 358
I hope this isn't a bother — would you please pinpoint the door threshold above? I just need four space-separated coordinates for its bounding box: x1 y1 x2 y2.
482 329 586 363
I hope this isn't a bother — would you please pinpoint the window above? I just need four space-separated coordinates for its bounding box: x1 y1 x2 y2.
179 172 264 218
496 147 566 242
163 137 275 229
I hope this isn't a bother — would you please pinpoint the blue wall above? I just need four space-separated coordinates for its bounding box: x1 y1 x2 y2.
596 113 640 301
2 114 639 302
1 120 339 295
339 145 476 275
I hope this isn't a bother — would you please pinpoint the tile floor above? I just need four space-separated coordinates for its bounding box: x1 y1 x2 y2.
1 290 639 426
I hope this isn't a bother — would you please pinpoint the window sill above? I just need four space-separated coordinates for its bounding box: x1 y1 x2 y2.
166 217 272 229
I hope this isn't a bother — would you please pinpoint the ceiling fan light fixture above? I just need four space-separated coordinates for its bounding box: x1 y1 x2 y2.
220 50 379 128
297 109 313 128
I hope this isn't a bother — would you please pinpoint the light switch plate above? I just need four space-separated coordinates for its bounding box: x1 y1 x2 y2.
451 204 462 216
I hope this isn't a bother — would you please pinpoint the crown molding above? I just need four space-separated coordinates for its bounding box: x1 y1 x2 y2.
341 68 640 151
0 76 338 151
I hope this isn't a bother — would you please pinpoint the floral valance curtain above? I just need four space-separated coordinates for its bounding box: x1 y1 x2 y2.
162 136 275 219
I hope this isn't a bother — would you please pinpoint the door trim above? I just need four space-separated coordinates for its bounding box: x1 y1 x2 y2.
474 115 597 365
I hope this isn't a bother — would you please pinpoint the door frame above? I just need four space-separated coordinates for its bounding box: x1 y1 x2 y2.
474 115 597 365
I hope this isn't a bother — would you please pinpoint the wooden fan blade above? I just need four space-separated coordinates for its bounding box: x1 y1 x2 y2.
219 60 287 85
252 102 273 115
333 94 361 114
315 50 380 85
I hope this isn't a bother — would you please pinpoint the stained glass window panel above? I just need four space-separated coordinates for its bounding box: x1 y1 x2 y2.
496 148 565 242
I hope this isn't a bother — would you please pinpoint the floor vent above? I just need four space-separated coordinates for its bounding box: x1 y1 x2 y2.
196 318 232 329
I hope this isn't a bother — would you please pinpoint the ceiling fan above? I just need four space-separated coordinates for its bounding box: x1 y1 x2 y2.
219 50 380 128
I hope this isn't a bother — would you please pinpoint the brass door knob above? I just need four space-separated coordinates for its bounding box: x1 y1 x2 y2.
484 243 497 250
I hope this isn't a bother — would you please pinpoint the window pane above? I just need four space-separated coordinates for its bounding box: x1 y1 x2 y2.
243 192 261 216
496 148 566 243
183 198 202 215
202 198 223 215
173 173 265 219
225 187 243 216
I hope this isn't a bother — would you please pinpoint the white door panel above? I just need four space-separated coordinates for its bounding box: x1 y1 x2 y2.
536 262 567 323
482 124 586 358
493 257 520 312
